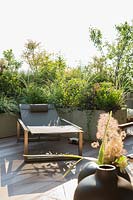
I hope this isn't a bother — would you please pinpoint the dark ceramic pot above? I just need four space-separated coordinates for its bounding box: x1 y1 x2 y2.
78 161 98 183
78 161 131 183
74 165 133 200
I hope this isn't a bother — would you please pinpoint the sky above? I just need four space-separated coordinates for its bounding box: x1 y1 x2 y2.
0 0 133 68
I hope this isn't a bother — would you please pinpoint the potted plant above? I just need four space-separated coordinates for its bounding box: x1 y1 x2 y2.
73 112 133 200
77 111 130 183
91 112 128 169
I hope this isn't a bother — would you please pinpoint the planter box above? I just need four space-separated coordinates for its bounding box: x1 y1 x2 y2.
0 109 127 140
58 108 127 141
126 92 133 108
0 113 18 138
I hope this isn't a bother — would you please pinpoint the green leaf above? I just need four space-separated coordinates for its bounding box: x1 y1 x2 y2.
97 142 104 165
114 155 128 172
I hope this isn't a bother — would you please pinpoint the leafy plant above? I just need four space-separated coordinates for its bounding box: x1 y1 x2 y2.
89 21 133 91
0 70 23 101
0 21 132 111
3 49 22 71
0 58 8 73
0 95 19 114
21 83 48 104
93 82 124 111
0 50 23 101
91 111 128 172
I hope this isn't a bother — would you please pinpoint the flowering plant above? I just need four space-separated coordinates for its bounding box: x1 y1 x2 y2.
63 111 128 178
91 111 128 172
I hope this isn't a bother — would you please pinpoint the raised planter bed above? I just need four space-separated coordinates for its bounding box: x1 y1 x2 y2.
0 109 127 140
58 108 127 141
0 113 18 138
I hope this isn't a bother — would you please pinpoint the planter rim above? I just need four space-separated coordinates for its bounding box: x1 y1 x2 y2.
98 164 116 171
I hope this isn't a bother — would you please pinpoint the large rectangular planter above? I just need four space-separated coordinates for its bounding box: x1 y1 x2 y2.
58 108 127 141
0 113 18 138
126 92 133 108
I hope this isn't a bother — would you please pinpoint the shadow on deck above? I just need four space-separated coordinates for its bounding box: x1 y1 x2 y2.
0 135 132 199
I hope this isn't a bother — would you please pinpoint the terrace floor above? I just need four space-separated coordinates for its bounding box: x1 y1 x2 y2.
0 135 133 200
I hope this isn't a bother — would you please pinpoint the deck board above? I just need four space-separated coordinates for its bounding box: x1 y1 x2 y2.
0 136 133 199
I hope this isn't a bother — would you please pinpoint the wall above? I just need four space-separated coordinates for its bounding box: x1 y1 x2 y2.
0 109 127 140
126 92 133 109
0 113 18 138
58 109 127 141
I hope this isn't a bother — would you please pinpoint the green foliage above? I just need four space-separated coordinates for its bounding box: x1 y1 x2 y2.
3 49 22 71
1 21 132 112
22 40 66 85
19 38 127 111
0 95 18 114
93 82 124 111
89 21 133 91
89 27 103 51
0 49 23 103
0 49 22 74
0 70 23 100
46 82 64 106
21 83 48 104
62 78 87 107
107 22 133 90
0 58 8 73
45 77 87 108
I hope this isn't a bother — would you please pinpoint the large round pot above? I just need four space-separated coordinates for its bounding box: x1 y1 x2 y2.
78 161 131 183
78 161 98 183
74 164 133 200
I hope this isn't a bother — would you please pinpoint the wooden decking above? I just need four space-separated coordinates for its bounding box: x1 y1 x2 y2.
0 136 133 199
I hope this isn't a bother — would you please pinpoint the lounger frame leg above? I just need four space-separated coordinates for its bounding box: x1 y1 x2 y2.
78 131 83 156
17 121 20 142
24 130 28 162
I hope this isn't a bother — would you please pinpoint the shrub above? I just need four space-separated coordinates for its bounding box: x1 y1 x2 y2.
93 82 124 111
46 78 88 108
0 95 19 114
46 82 64 106
21 83 48 104
0 70 23 101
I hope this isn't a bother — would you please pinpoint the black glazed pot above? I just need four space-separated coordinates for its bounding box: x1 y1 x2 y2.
78 161 98 183
78 161 131 183
74 165 133 200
